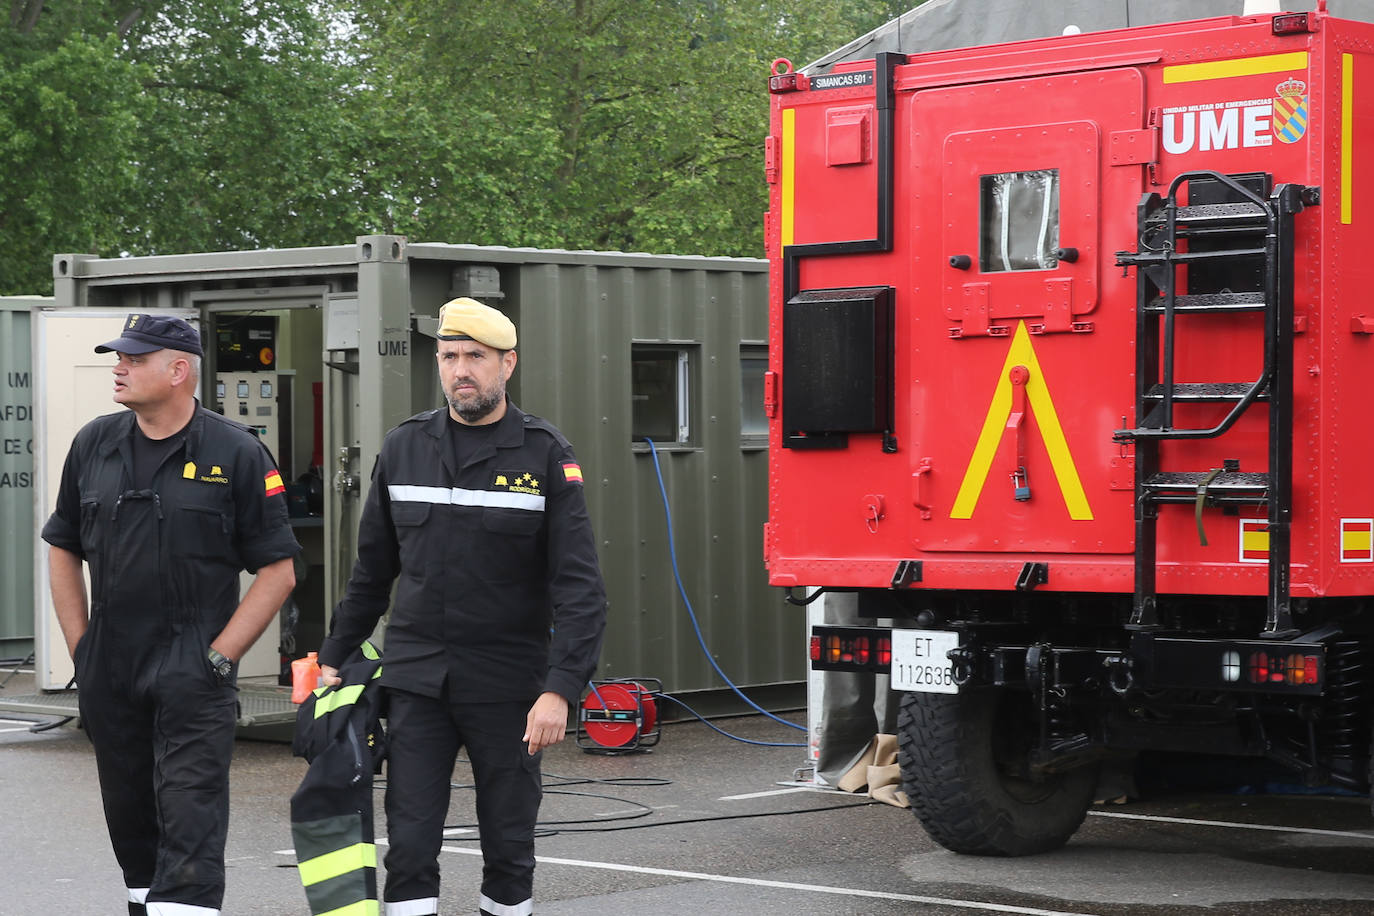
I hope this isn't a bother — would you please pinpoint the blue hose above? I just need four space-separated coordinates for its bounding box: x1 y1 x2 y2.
643 438 805 733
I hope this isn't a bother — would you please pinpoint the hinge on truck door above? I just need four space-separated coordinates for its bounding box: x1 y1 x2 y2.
1109 127 1157 167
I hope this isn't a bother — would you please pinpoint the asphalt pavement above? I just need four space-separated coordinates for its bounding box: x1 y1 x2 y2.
3 669 1374 915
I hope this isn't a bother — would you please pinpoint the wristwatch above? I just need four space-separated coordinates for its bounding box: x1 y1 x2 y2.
207 647 233 680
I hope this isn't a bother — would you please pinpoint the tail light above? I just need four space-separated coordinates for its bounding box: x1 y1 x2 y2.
809 627 890 673
852 637 870 666
1247 650 1321 686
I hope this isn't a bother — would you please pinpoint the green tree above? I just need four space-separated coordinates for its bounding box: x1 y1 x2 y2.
348 0 917 258
0 0 360 294
1 5 150 293
124 0 363 254
0 0 919 293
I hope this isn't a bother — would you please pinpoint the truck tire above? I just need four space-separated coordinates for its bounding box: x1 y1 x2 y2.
897 686 1098 856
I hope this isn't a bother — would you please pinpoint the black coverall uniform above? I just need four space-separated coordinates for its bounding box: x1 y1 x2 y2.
320 403 607 916
41 406 300 915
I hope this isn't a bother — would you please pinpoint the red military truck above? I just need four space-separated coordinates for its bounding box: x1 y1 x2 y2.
765 1 1374 855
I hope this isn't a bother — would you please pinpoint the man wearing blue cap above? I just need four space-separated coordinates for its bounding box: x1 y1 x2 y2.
319 298 607 916
42 313 301 915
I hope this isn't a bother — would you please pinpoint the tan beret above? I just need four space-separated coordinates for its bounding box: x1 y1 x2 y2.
436 297 517 350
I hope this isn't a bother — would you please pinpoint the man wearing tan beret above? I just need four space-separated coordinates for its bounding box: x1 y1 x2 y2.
318 297 607 916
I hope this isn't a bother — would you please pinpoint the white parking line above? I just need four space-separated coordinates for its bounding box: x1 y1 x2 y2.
1088 809 1374 840
719 787 813 801
274 809 1371 912
442 845 1101 915
276 844 1101 914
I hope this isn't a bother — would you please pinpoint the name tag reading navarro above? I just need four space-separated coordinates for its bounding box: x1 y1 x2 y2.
891 629 960 694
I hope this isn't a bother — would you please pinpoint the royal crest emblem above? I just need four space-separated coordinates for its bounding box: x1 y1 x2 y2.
1272 77 1308 144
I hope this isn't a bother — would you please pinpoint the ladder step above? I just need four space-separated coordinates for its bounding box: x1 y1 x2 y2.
1141 471 1270 505
1144 291 1268 313
1122 246 1266 265
1144 202 1270 230
1143 382 1269 402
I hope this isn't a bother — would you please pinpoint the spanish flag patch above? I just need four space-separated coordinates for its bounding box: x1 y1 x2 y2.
264 470 286 497
562 462 584 485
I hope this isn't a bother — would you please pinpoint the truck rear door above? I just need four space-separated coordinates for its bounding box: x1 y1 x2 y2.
908 68 1144 556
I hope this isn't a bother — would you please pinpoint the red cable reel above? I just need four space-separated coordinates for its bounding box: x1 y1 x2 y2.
577 678 661 753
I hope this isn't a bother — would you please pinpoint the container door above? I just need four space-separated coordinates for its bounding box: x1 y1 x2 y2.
321 292 362 620
33 308 198 690
909 68 1144 554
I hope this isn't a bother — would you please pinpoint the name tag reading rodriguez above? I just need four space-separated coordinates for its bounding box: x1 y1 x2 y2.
891 629 960 694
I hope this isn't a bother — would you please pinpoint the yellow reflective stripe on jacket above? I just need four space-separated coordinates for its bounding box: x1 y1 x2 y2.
313 684 366 719
316 900 379 916
297 842 377 886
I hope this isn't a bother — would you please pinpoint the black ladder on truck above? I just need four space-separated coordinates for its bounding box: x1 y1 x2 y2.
1114 170 1314 637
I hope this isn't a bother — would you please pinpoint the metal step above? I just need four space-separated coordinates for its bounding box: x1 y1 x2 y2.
1121 246 1267 265
1142 382 1269 402
1143 202 1270 231
1140 471 1270 505
1144 291 1268 313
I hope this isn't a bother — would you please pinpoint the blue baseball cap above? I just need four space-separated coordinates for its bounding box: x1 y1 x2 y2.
95 314 204 358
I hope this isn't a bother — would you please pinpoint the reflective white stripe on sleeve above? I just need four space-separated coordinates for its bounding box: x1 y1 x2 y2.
145 903 219 915
385 898 440 915
479 894 533 916
128 887 150 904
388 484 545 513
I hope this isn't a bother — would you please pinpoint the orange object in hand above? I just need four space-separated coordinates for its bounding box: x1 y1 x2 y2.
291 651 323 704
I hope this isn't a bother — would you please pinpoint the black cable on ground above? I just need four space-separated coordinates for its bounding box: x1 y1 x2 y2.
30 716 75 733
443 800 881 839
375 764 877 838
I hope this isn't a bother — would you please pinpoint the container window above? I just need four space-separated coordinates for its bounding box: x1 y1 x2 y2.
979 169 1060 272
632 345 691 444
740 347 768 444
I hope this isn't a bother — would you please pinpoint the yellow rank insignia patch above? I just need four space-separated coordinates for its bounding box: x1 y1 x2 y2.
496 470 541 496
185 461 229 484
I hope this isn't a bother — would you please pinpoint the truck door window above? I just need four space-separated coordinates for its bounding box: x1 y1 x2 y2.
979 169 1060 272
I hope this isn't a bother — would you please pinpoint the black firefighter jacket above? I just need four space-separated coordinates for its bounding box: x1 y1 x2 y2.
319 403 607 705
291 640 386 915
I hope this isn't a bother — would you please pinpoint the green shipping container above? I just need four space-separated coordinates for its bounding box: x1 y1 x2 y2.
40 240 797 702
0 298 41 663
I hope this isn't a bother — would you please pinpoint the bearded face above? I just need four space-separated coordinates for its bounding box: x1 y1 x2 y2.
436 338 516 425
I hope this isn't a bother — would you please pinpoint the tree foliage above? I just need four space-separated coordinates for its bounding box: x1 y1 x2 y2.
0 0 916 294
